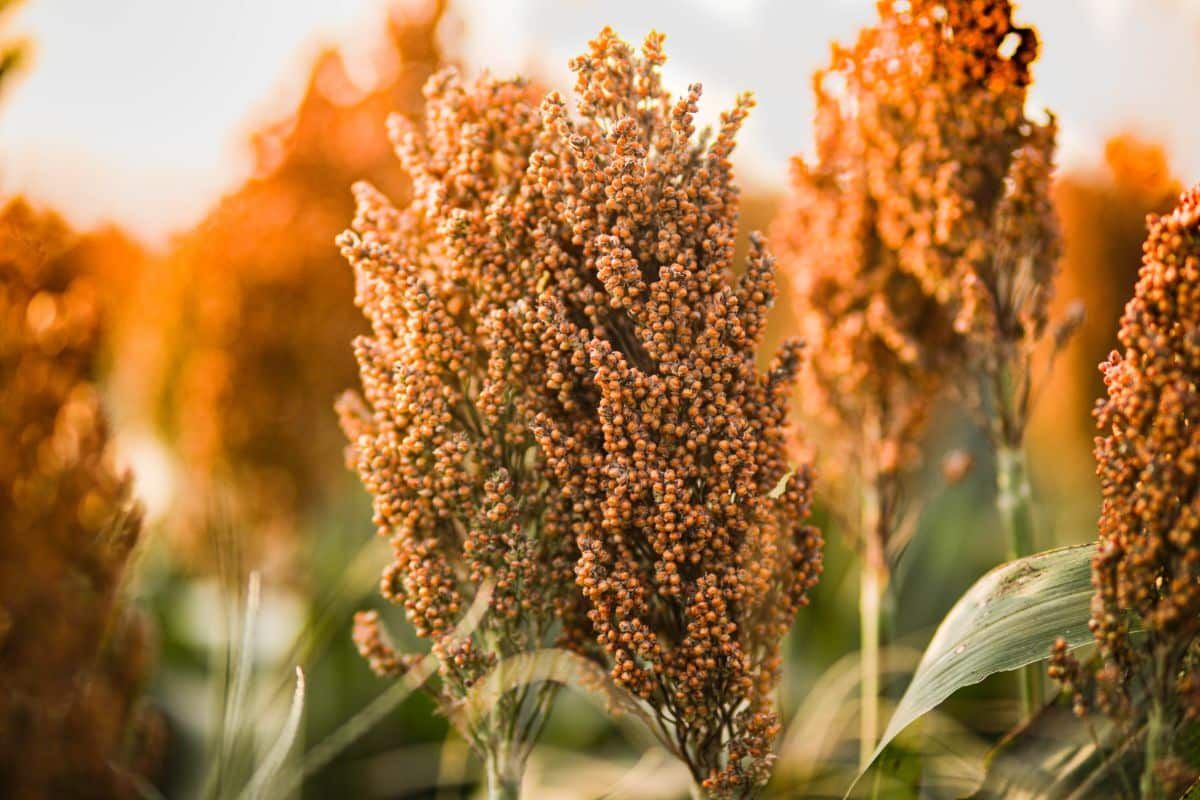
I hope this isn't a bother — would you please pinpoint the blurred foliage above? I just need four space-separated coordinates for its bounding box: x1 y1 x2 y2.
0 0 26 101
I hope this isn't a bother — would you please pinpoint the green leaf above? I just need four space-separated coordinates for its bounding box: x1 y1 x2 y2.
281 578 496 796
854 543 1097 789
204 570 263 800
241 667 306 800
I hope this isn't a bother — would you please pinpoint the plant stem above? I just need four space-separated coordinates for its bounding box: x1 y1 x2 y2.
995 446 1034 562
1141 698 1164 800
480 667 559 800
484 744 522 800
995 444 1039 721
859 481 886 769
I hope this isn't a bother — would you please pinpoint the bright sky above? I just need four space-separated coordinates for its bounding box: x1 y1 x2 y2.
0 0 1197 242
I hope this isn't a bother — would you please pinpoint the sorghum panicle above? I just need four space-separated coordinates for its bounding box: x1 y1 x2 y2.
0 200 158 799
337 65 590 756
523 30 821 796
774 0 1057 485
341 28 821 796
1051 185 1200 792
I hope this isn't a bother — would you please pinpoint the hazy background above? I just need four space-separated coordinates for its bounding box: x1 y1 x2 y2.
1 0 1197 242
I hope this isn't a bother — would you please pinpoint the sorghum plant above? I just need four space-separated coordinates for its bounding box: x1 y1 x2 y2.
906 0 1063 719
337 68 590 797
1051 185 1200 799
341 28 821 798
889 0 1062 457
774 0 1061 745
0 199 158 798
525 30 822 797
773 0 964 759
148 0 446 568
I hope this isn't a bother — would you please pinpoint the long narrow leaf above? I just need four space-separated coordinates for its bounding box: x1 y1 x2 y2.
226 571 262 759
241 667 306 800
775 645 921 782
299 652 438 781
855 544 1097 788
205 569 262 799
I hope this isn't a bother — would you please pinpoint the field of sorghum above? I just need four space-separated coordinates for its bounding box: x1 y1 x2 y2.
3 0 1200 797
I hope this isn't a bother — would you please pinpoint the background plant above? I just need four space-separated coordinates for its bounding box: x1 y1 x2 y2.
0 198 159 798
134 1 447 572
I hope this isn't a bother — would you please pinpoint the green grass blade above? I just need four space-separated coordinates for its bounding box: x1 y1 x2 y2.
240 666 306 800
226 571 261 754
298 652 438 782
204 568 261 799
283 579 496 793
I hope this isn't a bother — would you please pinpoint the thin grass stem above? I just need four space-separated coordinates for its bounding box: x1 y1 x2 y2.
860 481 886 769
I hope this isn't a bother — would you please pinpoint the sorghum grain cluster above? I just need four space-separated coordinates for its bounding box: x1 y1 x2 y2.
341 28 822 796
526 31 821 796
774 0 1057 485
337 65 589 769
1051 185 1200 796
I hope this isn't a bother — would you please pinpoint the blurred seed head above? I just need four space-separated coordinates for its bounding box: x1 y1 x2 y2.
0 199 158 798
774 0 1058 489
1030 135 1181 473
140 2 448 570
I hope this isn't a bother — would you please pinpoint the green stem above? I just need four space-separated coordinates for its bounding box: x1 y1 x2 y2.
484 744 522 800
1141 698 1164 800
478 662 560 800
996 446 1034 562
995 444 1040 721
860 482 886 769
860 557 883 769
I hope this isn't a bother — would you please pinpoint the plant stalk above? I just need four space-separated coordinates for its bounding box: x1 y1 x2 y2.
859 481 886 769
1141 698 1164 800
484 744 522 800
995 444 1039 721
995 446 1034 563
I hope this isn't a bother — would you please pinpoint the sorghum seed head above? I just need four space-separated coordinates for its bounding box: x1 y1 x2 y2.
774 0 1058 485
343 27 821 794
1052 185 1200 751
